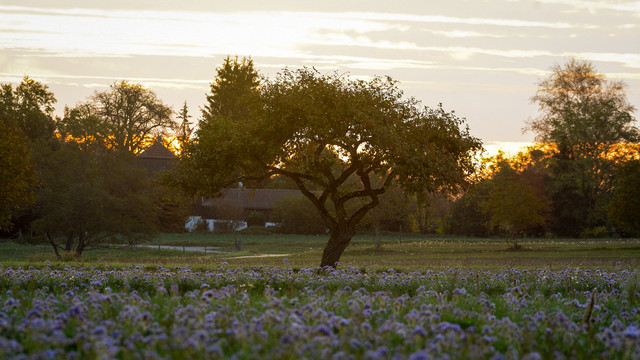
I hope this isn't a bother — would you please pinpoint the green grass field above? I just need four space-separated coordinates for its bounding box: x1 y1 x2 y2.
1 233 640 359
1 233 639 269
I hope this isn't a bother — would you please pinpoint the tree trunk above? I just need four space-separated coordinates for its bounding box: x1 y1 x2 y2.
46 232 61 259
320 225 354 267
75 235 87 258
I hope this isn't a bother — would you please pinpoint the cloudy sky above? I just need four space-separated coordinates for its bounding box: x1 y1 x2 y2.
1 0 639 152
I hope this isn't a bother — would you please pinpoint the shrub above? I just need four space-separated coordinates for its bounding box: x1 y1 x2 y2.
246 210 266 227
580 226 609 239
272 194 326 234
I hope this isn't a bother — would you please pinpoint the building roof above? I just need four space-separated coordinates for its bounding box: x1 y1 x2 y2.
137 136 177 177
203 188 303 211
138 136 176 160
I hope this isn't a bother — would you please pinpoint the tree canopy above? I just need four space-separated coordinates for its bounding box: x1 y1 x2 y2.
202 56 260 122
0 76 56 231
526 59 639 234
528 58 638 149
0 77 166 257
0 76 57 143
61 81 175 154
480 154 550 247
174 66 482 266
0 117 38 231
32 141 159 257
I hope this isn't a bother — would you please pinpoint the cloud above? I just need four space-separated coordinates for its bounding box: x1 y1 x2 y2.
336 12 576 29
0 72 209 89
533 0 640 16
2 5 638 72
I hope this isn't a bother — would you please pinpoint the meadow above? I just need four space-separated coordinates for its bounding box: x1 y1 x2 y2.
1 234 639 359
2 233 640 268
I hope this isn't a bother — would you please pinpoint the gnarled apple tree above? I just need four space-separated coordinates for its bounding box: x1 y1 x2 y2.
175 67 482 267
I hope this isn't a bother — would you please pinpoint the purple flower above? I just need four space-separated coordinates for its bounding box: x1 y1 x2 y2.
316 324 332 336
624 325 640 339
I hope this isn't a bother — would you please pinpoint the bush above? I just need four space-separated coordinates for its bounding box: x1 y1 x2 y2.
193 218 210 233
272 194 326 234
580 226 609 239
247 210 266 227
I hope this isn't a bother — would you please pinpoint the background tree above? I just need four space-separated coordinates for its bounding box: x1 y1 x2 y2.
480 155 551 248
31 141 159 258
61 81 175 154
607 160 640 236
0 77 57 232
273 194 327 235
526 58 639 235
0 118 38 231
177 101 193 148
449 185 492 237
413 192 454 235
202 56 260 122
174 66 482 267
361 185 414 248
0 76 57 143
155 186 191 233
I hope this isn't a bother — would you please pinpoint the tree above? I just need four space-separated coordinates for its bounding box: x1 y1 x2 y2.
413 192 454 235
174 66 482 267
608 160 640 236
202 56 260 122
177 101 193 147
480 154 551 248
61 81 175 154
31 142 159 258
0 77 56 231
0 76 57 143
450 185 492 237
526 58 639 234
361 185 414 248
273 193 327 234
155 186 191 233
0 118 38 231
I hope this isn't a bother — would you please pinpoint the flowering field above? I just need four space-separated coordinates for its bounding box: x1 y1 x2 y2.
1 264 639 359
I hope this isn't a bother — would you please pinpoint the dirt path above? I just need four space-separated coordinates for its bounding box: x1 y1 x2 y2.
230 254 291 259
135 244 226 254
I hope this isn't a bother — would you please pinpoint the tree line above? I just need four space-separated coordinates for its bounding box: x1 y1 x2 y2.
1 57 638 266
0 79 189 258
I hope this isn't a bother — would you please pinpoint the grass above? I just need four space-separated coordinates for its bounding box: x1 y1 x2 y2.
1 233 639 269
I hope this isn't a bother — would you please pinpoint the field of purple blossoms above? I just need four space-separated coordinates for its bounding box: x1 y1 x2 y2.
1 263 639 359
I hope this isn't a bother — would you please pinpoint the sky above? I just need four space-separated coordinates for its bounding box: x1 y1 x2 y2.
1 0 639 154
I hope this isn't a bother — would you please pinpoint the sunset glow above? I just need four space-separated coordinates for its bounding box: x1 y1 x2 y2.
1 1 638 145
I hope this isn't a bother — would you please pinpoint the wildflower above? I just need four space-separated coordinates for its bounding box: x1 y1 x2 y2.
624 326 640 339
316 324 332 336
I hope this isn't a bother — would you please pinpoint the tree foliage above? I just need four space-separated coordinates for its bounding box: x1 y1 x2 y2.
273 194 327 235
0 77 56 231
526 59 639 234
0 76 57 143
362 185 414 233
31 142 159 257
480 154 550 247
176 101 193 148
0 118 38 230
528 58 637 148
61 81 175 154
608 160 640 236
202 56 260 122
175 65 482 266
450 185 492 237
